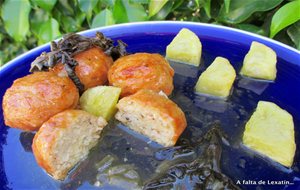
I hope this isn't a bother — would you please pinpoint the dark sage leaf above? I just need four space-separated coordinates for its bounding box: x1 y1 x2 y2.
30 32 128 93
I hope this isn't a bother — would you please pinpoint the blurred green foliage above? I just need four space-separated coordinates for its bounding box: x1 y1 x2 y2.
0 0 299 66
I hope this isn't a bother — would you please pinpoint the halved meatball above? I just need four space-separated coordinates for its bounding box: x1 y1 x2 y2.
115 90 187 146
32 110 107 180
108 53 174 97
51 47 113 89
2 72 79 131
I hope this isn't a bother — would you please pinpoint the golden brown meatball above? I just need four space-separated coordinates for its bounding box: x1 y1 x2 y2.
115 90 187 146
2 72 79 131
108 53 174 97
32 109 107 180
51 47 113 89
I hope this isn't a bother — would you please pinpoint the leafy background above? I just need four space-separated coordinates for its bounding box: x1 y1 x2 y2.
0 0 299 66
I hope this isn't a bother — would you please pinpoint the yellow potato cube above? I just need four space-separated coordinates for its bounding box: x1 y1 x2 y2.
243 101 296 167
195 57 236 98
166 28 202 66
240 41 277 80
80 86 121 121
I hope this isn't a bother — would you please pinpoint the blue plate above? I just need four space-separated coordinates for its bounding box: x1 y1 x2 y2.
1 21 300 190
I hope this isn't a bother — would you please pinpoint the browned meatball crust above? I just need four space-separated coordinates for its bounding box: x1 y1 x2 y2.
51 47 113 89
2 72 79 131
108 53 174 97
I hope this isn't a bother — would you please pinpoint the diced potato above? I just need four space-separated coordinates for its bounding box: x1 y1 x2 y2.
80 86 121 120
195 57 236 98
166 28 202 66
243 101 295 167
240 41 277 80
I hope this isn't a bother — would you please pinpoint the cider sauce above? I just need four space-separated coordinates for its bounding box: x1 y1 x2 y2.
3 55 299 190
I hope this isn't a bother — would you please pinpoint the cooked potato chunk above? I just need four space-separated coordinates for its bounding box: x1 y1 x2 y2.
195 57 236 98
240 41 277 80
166 28 202 66
80 86 121 120
243 101 296 167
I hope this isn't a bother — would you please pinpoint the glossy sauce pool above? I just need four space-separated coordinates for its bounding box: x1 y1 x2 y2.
1 33 300 190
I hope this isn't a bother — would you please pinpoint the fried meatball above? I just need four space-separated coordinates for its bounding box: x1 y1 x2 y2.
108 53 174 97
51 47 113 89
115 90 187 146
2 72 79 131
32 110 107 180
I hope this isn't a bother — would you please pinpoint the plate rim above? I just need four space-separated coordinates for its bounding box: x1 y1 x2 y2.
1 21 299 75
1 20 300 189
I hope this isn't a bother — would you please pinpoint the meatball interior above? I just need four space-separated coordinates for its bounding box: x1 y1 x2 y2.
32 110 107 180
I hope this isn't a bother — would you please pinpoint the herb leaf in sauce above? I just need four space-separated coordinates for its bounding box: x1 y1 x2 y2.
144 127 240 190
